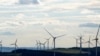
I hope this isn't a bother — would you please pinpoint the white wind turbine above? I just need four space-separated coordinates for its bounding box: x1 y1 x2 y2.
85 37 93 56
38 41 42 50
73 37 79 48
78 35 83 56
11 39 18 54
41 41 47 50
93 24 100 56
36 40 39 50
0 40 2 52
44 28 66 56
45 38 50 50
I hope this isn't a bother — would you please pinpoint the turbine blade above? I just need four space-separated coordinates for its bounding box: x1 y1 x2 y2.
0 40 2 43
97 41 100 45
44 28 54 38
15 39 17 44
11 43 15 45
82 40 87 44
92 38 98 41
95 24 100 39
43 41 46 44
92 39 96 41
90 42 94 46
73 37 80 42
36 40 38 43
48 38 51 40
84 41 88 43
56 34 66 38
45 37 51 40
47 37 51 40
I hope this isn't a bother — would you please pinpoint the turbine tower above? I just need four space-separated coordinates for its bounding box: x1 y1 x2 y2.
79 35 83 56
93 24 100 56
0 40 2 52
45 38 50 50
11 39 18 54
44 28 66 56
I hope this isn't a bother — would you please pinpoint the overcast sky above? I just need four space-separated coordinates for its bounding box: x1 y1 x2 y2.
0 0 100 48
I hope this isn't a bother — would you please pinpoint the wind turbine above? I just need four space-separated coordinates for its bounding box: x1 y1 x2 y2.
78 35 83 56
85 37 93 56
0 40 2 52
41 41 47 50
73 37 79 47
45 38 50 50
11 39 18 54
36 40 39 50
44 28 66 56
93 24 100 56
38 41 42 50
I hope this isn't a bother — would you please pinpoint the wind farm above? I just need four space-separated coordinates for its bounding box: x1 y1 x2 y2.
0 0 100 56
0 24 100 56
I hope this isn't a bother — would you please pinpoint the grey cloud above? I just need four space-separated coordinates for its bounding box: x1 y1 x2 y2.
0 31 15 36
19 0 41 4
79 23 99 28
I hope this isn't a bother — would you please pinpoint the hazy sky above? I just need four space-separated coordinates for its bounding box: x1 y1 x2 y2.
0 0 100 48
